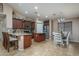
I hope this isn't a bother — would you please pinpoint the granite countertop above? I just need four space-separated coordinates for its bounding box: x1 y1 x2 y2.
9 32 32 36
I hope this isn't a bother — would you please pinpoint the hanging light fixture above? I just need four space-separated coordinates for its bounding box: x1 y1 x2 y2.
58 12 65 32
34 10 40 21
57 12 65 23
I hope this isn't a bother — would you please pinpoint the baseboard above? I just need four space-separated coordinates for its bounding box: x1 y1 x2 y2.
18 49 24 51
70 40 79 43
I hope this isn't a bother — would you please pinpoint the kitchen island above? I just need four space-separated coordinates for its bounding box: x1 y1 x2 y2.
9 32 32 51
34 33 45 42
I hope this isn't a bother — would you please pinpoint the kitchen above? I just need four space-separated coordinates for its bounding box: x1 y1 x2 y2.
1 3 79 56
0 3 46 52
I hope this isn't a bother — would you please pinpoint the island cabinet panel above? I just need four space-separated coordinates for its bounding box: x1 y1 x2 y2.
24 35 32 49
34 33 45 42
13 18 23 29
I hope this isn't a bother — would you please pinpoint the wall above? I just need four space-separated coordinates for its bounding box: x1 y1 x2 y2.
72 19 79 42
3 4 13 29
52 19 58 32
0 20 3 40
13 10 25 19
52 18 79 42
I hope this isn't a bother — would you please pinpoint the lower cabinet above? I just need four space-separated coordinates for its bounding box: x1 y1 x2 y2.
34 33 45 42
24 35 32 49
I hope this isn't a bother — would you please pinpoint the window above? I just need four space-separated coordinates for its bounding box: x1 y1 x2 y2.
58 21 72 40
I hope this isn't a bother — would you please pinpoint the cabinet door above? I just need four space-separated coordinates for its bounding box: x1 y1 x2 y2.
32 22 35 29
17 20 23 29
22 21 25 29
13 19 23 29
24 35 32 48
13 19 17 29
24 21 31 28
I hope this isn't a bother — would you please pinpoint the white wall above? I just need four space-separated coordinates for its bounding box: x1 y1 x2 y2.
3 4 13 29
0 15 6 40
13 11 33 21
53 19 58 32
0 21 3 40
72 19 79 42
13 10 25 19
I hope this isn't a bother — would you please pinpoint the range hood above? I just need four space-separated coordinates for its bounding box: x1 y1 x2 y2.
0 12 6 20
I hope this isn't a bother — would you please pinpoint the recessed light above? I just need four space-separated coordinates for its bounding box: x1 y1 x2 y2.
25 11 28 14
45 16 48 18
34 6 38 10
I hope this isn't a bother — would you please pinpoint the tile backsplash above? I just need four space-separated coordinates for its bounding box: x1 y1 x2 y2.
4 28 31 33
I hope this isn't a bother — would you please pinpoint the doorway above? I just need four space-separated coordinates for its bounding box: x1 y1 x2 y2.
43 20 49 39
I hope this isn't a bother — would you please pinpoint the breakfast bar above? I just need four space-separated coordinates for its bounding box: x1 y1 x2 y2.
9 32 32 51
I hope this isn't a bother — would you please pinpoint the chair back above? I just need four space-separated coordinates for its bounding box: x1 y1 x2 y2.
67 32 70 41
63 32 68 37
53 32 63 45
2 32 9 49
64 32 70 46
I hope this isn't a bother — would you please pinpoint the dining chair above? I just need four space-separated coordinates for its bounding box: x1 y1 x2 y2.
62 32 70 46
52 32 63 46
2 32 18 52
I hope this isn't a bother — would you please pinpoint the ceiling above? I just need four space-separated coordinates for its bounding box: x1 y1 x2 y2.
8 3 79 20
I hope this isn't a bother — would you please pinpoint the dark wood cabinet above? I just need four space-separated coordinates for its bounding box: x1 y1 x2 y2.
24 35 32 49
31 22 35 29
13 18 33 29
31 22 35 38
44 20 49 26
13 18 23 29
23 21 31 29
34 33 45 42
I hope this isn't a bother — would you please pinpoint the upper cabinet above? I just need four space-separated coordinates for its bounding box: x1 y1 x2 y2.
13 18 32 29
44 20 49 26
31 22 35 30
23 21 31 29
13 18 23 29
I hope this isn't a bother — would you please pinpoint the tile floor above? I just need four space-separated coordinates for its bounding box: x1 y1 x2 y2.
0 39 79 56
